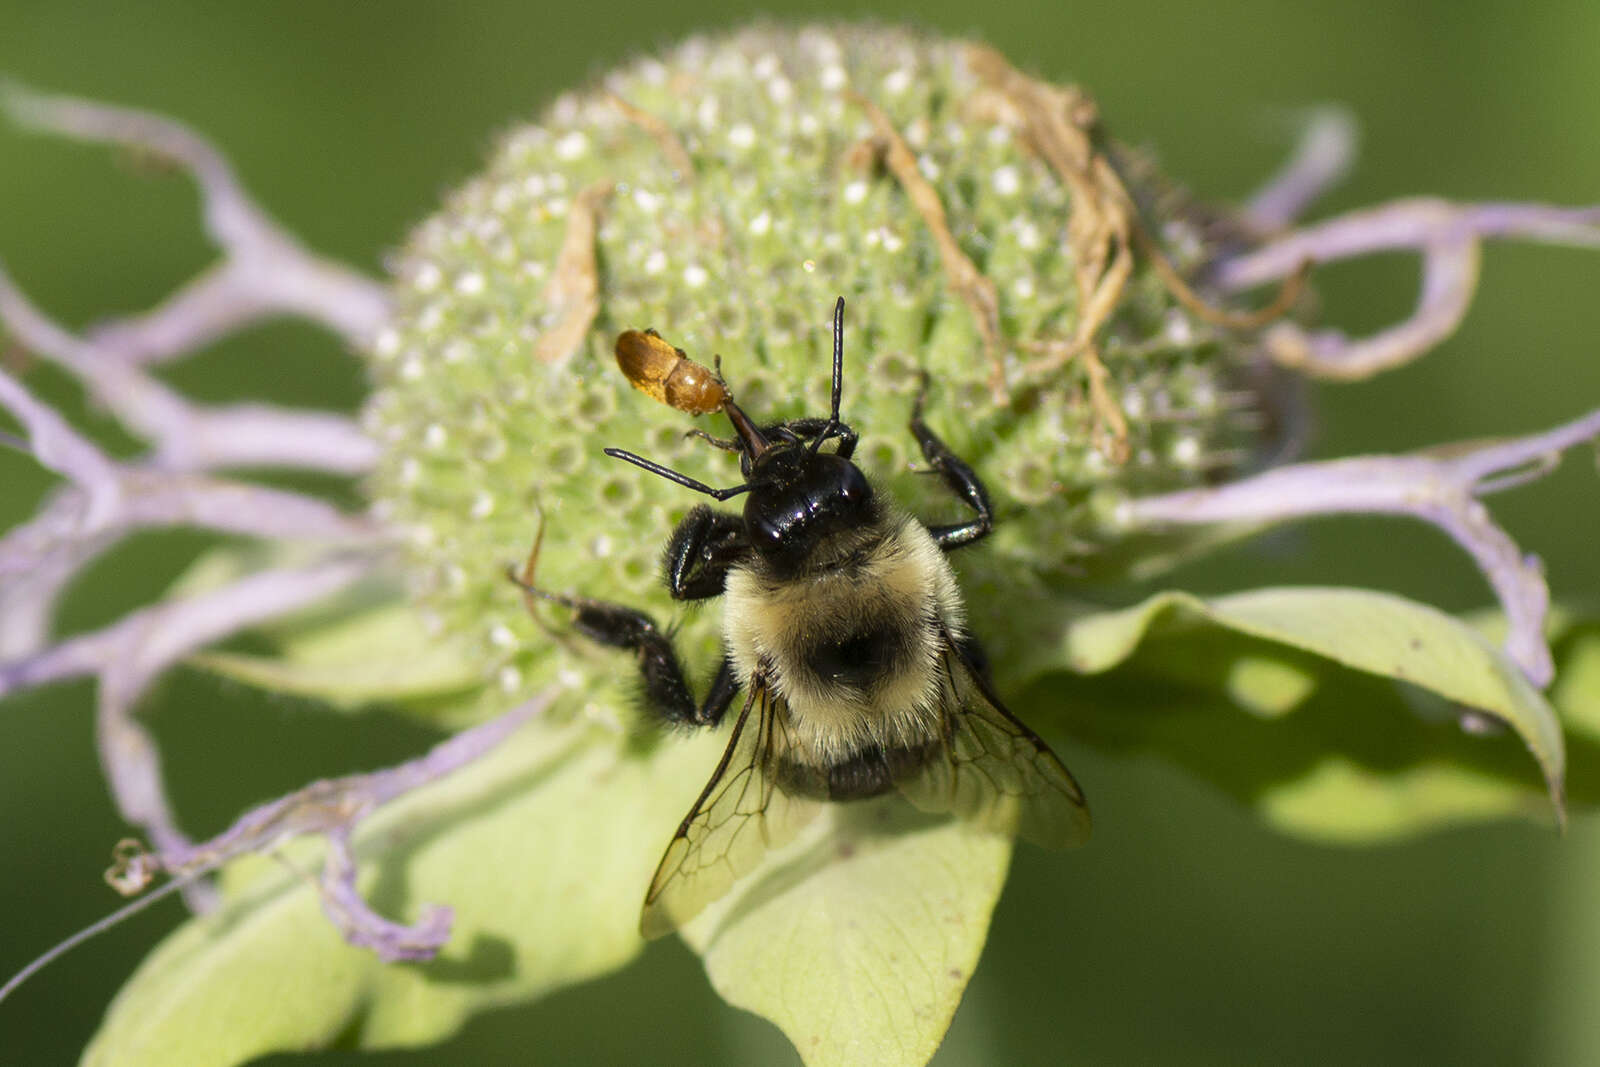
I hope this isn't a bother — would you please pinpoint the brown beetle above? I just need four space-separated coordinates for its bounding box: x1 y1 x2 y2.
613 329 728 416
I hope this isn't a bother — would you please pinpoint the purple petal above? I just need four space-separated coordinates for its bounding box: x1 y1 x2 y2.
2 83 390 357
1214 198 1600 380
0 264 378 475
1240 107 1359 232
320 828 455 963
1122 407 1600 687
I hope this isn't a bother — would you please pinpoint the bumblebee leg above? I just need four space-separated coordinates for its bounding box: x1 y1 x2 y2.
568 599 737 727
509 576 739 726
909 376 995 550
697 656 739 728
506 575 697 724
684 428 743 452
508 529 738 728
664 505 748 600
774 416 858 458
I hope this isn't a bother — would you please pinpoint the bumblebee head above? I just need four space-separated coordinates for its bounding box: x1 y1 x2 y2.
605 296 875 575
740 439 875 575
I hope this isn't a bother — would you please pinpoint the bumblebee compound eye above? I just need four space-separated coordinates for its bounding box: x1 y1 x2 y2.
743 490 804 572
832 460 873 515
793 451 874 516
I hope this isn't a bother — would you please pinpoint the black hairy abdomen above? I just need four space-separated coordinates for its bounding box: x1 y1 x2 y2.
775 738 940 801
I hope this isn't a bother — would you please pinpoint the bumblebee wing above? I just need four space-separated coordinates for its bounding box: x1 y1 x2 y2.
900 629 1091 849
640 682 822 938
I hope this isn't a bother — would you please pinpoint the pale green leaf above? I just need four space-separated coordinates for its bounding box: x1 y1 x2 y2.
83 720 725 1064
88 580 1595 1064
1002 587 1571 841
681 801 1012 1067
1257 600 1600 831
1044 586 1564 813
190 600 484 713
167 543 490 720
1473 604 1600 743
1554 625 1600 741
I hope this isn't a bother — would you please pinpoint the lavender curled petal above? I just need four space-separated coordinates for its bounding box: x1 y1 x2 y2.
149 695 548 959
1 83 391 357
1444 409 1600 486
321 827 455 963
0 473 378 668
303 697 550 960
94 701 220 913
1218 199 1600 289
0 259 192 437
152 693 548 876
0 490 124 662
0 470 378 583
0 550 377 700
1259 227 1479 381
362 694 550 806
1121 407 1600 687
0 366 121 522
1124 457 1545 681
0 529 113 657
118 471 382 541
1 555 380 912
105 555 380 702
0 87 429 939
0 551 377 699
1240 107 1359 233
0 489 94 581
0 263 378 475
178 402 378 475
1213 198 1600 380
0 698 547 1003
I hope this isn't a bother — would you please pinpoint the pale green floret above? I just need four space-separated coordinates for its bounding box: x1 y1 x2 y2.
366 25 1265 713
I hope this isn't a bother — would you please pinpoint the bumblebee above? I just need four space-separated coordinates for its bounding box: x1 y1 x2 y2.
517 298 1089 936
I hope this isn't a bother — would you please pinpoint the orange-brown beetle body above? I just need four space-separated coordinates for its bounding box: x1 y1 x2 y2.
614 329 728 416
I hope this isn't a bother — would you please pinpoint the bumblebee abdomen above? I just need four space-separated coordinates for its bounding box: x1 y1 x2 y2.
801 622 918 692
722 513 964 765
774 737 943 800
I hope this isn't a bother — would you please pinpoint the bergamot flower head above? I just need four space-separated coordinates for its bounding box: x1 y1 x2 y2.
369 25 1284 718
1 21 1597 1067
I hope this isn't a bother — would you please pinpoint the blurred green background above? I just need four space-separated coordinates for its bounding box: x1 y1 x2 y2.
2 1 1597 1063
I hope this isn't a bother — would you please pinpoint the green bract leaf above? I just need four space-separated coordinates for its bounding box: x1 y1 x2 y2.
682 802 1012 1067
190 600 484 715
84 721 723 1064
1016 586 1566 839
1554 622 1600 742
1474 605 1600 743
169 544 490 722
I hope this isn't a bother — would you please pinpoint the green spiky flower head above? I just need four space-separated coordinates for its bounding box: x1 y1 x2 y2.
366 24 1267 715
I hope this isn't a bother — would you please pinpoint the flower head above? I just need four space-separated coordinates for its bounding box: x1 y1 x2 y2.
2 22 1598 1067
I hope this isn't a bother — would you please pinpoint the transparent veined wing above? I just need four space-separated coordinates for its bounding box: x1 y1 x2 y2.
640 683 824 938
900 627 1091 849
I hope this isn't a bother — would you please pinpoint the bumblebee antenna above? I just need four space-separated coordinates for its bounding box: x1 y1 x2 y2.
604 447 755 500
810 296 846 455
